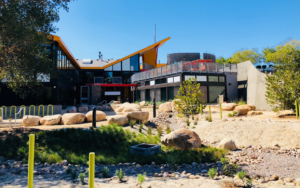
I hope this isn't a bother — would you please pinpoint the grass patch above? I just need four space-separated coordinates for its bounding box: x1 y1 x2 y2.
0 125 227 165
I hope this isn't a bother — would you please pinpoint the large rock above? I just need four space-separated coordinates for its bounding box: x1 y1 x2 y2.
23 115 41 126
122 104 141 112
66 106 77 113
217 138 237 150
78 107 88 113
107 115 128 126
111 104 121 111
85 111 106 122
161 129 201 150
112 101 120 104
234 105 254 115
126 111 149 121
222 103 238 111
247 111 263 116
140 101 146 106
115 102 130 112
61 113 85 125
159 103 172 112
40 115 62 125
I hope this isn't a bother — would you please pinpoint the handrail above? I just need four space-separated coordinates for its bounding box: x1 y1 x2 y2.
98 100 107 106
15 107 25 124
19 105 26 118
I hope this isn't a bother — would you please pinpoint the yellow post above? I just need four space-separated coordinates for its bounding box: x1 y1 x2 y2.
47 104 53 116
88 152 95 188
38 105 44 117
28 134 35 188
29 105 35 116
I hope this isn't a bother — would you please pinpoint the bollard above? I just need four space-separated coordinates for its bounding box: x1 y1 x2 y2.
88 152 95 188
200 104 203 116
220 103 222 119
153 98 156 118
92 107 96 128
298 103 300 119
28 134 35 188
296 101 298 119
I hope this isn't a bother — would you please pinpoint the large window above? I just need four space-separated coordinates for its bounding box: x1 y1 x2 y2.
130 54 139 71
168 87 174 100
209 76 218 82
104 72 113 83
185 75 195 81
113 62 121 71
209 86 225 103
161 88 167 102
122 58 130 71
94 77 103 83
122 72 133 83
105 66 112 71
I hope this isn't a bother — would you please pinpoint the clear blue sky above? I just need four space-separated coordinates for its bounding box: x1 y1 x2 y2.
55 0 300 63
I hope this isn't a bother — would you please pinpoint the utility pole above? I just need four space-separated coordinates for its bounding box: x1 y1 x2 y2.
154 24 156 43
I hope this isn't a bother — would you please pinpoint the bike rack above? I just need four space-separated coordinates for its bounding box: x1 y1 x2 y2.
29 105 35 115
38 105 44 117
47 104 53 115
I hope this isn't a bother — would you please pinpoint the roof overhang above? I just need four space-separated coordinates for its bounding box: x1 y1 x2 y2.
85 84 137 87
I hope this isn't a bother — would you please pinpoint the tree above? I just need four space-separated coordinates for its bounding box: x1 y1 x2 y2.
0 0 73 98
216 56 233 64
174 78 206 116
265 40 300 111
230 49 261 64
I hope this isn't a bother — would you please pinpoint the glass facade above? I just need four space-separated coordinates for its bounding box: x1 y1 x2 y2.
208 76 218 82
130 55 139 71
209 86 225 103
104 72 113 83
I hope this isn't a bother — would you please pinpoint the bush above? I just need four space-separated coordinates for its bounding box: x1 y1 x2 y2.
166 149 179 170
157 126 163 137
238 98 246 106
71 170 77 180
129 120 136 128
102 166 109 178
192 115 194 120
233 111 237 116
115 168 124 182
237 170 252 187
139 121 143 133
208 168 218 179
166 125 171 134
147 127 152 135
137 173 146 187
194 121 197 125
78 172 86 184
228 113 233 117
195 117 199 121
135 101 138 104
186 119 190 126
66 166 72 174
192 126 195 129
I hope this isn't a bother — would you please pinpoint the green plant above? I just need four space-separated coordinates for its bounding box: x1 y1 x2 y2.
157 125 163 137
129 120 136 128
228 113 233 117
78 171 86 184
147 127 152 135
115 168 124 182
135 101 138 104
237 98 246 106
186 119 190 126
208 167 218 179
192 126 195 129
71 170 77 180
102 166 109 178
237 170 252 187
166 125 171 134
139 121 143 133
192 115 194 120
194 121 197 125
233 111 237 116
221 158 239 180
195 116 199 121
166 150 179 170
174 78 206 117
220 103 222 119
66 166 72 174
137 173 146 187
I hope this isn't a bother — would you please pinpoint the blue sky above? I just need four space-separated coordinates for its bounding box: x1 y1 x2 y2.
55 0 300 63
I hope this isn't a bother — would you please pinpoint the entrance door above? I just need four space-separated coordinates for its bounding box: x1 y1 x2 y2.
81 86 89 105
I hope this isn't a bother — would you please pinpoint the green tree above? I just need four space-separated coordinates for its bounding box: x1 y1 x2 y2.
0 0 73 98
216 56 232 64
230 49 261 64
265 40 300 111
174 78 206 116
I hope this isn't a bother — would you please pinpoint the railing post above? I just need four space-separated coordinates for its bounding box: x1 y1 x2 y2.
88 152 95 188
207 63 209 73
153 98 156 118
92 107 96 128
28 134 35 188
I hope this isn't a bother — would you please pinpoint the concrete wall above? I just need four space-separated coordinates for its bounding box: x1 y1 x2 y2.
237 61 272 111
226 74 238 101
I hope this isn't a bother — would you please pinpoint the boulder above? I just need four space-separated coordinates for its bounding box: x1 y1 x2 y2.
247 111 263 116
217 138 237 150
112 101 120 104
159 103 172 112
243 104 256 110
107 115 128 126
40 115 62 125
115 102 130 112
126 111 149 121
23 115 41 126
66 106 77 113
122 104 141 112
111 104 121 111
140 101 146 106
61 113 85 125
78 107 88 113
222 103 238 111
0 116 2 122
161 129 201 150
234 105 253 115
85 111 106 122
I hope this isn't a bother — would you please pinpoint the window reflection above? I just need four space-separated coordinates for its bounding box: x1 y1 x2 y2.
104 72 113 83
130 55 139 71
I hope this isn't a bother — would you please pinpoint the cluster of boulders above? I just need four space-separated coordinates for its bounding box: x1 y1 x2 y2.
67 105 112 113
148 112 172 127
222 103 261 116
22 110 107 126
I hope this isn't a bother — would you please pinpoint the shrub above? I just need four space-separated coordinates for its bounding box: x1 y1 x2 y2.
186 119 190 126
228 113 233 117
157 126 163 137
135 101 138 104
233 111 237 116
221 158 239 178
147 127 152 135
129 120 136 128
78 172 86 184
166 149 179 170
137 173 146 187
139 121 143 133
238 98 246 106
194 121 197 125
192 115 194 120
71 170 77 179
66 166 72 174
237 170 252 187
192 126 195 129
237 170 246 180
102 166 109 178
208 168 218 179
115 168 124 182
166 125 171 134
195 117 199 121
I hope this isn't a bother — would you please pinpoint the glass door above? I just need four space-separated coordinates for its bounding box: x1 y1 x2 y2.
81 86 89 105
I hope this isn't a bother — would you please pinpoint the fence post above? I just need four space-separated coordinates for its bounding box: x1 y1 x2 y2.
153 98 156 118
88 152 95 188
92 107 96 128
28 134 35 188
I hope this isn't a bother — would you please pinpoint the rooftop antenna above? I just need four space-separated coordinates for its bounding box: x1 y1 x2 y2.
154 24 156 43
99 51 103 60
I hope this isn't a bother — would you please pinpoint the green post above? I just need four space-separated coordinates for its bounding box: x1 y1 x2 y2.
88 152 95 188
28 134 35 188
298 102 300 119
200 104 203 116
220 103 222 119
296 100 298 119
209 105 211 120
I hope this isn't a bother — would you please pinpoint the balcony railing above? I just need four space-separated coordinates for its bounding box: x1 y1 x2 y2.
131 62 237 83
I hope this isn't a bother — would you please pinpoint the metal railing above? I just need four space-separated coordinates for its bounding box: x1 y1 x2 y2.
131 62 237 82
